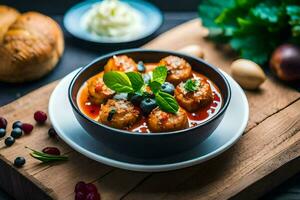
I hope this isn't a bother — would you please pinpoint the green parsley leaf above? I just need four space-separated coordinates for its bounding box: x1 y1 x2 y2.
251 2 282 24
155 91 179 114
230 34 275 65
103 71 134 93
126 72 145 92
184 79 199 92
152 66 167 85
198 0 235 29
287 5 300 37
198 0 300 65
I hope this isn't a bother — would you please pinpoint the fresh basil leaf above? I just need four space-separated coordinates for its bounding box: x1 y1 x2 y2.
103 71 133 93
184 79 199 92
149 81 161 94
155 91 179 114
126 72 145 92
152 66 167 84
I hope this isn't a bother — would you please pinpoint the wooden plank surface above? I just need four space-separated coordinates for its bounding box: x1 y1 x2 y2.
0 19 299 200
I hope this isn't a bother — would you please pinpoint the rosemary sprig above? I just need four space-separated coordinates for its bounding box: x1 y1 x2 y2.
25 146 68 163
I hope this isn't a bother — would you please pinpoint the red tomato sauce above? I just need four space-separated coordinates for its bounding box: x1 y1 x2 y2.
77 86 101 120
77 65 222 133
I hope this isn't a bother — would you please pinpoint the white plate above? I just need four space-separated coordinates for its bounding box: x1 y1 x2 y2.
49 69 249 172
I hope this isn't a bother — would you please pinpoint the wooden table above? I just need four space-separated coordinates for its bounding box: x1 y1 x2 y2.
0 19 299 200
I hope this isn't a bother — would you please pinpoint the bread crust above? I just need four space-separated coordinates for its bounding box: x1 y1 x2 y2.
0 5 20 41
0 6 64 82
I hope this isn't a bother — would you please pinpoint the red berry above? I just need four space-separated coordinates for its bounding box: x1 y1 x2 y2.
86 183 98 194
42 147 61 155
86 192 100 200
21 123 34 134
75 191 86 200
75 181 87 193
34 111 47 123
0 117 7 129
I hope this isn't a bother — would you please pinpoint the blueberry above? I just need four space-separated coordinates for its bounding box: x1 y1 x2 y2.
4 137 15 147
0 128 6 138
130 94 144 106
140 98 157 115
161 82 175 95
14 157 26 167
12 121 22 129
11 128 22 139
137 61 146 72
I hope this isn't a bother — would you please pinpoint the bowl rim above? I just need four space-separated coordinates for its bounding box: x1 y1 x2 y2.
68 48 232 136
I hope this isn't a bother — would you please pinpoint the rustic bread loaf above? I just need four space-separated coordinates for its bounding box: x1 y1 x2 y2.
0 5 64 82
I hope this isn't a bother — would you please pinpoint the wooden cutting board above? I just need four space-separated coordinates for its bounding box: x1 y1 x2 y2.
0 19 299 200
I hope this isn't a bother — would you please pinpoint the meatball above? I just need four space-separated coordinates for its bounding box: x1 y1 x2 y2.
175 78 213 112
147 107 188 132
99 99 141 129
104 55 137 72
87 72 115 105
159 56 192 86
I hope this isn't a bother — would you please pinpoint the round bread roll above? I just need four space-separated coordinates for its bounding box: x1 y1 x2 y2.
0 6 64 82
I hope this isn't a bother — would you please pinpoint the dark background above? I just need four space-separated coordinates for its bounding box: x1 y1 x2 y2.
1 0 300 199
0 0 198 13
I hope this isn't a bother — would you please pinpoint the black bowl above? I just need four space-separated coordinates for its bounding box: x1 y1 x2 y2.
68 49 231 158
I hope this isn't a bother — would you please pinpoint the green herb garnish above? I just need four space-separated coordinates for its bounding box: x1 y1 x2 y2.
148 81 161 94
26 147 68 163
103 66 179 113
107 109 116 121
184 79 199 92
198 0 300 65
103 71 133 93
155 91 179 114
152 66 168 84
126 72 144 92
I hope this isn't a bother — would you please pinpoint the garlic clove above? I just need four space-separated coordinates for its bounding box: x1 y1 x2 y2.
177 45 205 59
230 59 266 90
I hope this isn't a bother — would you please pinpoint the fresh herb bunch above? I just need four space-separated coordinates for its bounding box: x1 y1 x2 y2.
198 0 300 65
103 66 179 114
